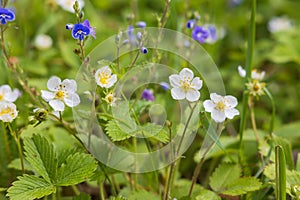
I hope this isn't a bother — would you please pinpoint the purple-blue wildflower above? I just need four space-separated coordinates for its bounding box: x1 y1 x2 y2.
136 21 146 28
186 19 196 29
160 82 170 91
141 47 148 54
192 26 209 43
142 89 154 101
82 19 96 38
72 23 90 41
0 8 15 25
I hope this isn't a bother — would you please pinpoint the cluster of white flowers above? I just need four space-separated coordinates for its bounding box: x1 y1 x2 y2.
41 76 80 111
0 85 20 122
169 68 239 123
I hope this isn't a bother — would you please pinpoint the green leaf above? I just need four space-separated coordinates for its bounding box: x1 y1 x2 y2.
263 163 276 180
56 152 97 186
58 41 80 68
274 136 294 170
23 134 57 183
138 123 169 143
171 179 205 199
105 120 132 142
7 175 55 200
8 158 33 172
221 177 262 196
195 189 221 200
209 163 241 192
126 190 160 200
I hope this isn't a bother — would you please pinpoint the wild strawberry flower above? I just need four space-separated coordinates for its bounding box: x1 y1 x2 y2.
203 93 239 123
142 89 155 101
0 85 20 103
56 0 84 13
0 102 18 122
169 68 203 102
104 92 117 106
95 66 117 88
41 76 80 111
0 8 15 25
238 65 265 80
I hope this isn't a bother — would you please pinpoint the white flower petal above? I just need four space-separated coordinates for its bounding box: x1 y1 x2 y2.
224 95 238 107
210 93 223 103
179 68 194 80
47 76 61 91
252 70 265 80
41 90 55 102
62 79 77 93
4 88 20 102
49 99 65 111
171 88 185 100
169 74 181 87
99 66 112 75
0 85 11 94
203 100 215 112
0 103 18 122
211 109 226 123
105 74 117 88
238 65 246 77
225 108 240 119
191 77 203 90
186 90 200 102
64 93 80 107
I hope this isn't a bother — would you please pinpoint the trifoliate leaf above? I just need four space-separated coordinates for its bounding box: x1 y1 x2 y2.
106 120 132 142
56 152 97 186
7 175 55 200
23 134 57 183
221 177 262 196
209 163 241 192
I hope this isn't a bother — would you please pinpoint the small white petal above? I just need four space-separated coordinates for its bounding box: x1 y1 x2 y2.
47 76 61 91
225 108 240 119
171 87 185 100
49 99 65 111
224 95 238 107
252 70 265 80
211 109 226 123
4 89 20 102
105 74 117 88
210 93 223 103
203 100 215 112
238 66 246 77
191 77 203 90
0 85 11 94
99 66 112 75
41 90 55 102
64 93 80 107
179 68 194 80
169 74 181 88
62 79 77 93
186 90 200 102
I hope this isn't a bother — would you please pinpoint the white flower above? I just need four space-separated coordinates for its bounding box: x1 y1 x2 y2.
104 92 117 106
95 66 117 88
203 93 239 123
34 34 53 50
0 85 21 103
0 102 18 122
41 76 80 111
56 0 84 13
238 65 265 80
268 16 293 33
169 68 203 102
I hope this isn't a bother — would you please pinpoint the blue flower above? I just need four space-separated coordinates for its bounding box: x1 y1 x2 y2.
141 47 148 54
136 21 146 28
160 82 170 91
0 8 15 25
192 26 209 43
186 19 196 29
82 19 96 39
142 89 154 101
71 23 90 41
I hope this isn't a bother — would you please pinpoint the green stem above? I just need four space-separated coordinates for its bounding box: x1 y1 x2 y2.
275 145 286 200
79 40 85 62
239 0 256 148
264 88 276 134
249 96 260 142
99 181 105 200
71 185 80 196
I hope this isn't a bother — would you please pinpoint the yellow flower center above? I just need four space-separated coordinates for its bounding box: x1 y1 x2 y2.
216 101 225 111
107 95 114 103
55 91 65 99
99 72 111 85
180 77 192 92
253 82 261 91
0 106 15 117
0 94 3 101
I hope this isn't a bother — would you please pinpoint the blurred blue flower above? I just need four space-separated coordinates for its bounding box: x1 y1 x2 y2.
0 8 15 24
192 26 209 43
141 47 148 54
142 89 154 101
205 25 218 44
66 23 74 30
82 19 96 38
72 23 90 40
136 21 146 28
186 19 196 29
160 82 170 90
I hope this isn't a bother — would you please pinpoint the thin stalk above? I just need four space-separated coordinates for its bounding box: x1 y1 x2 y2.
275 145 286 200
164 103 198 200
264 88 276 134
239 0 256 147
71 185 80 196
188 123 224 196
7 123 24 174
79 40 85 62
99 181 106 200
248 96 260 142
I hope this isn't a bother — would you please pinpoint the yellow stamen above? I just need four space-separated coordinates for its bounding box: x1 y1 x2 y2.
99 72 111 85
0 94 3 101
0 107 15 117
216 101 225 111
55 91 65 99
180 80 191 92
